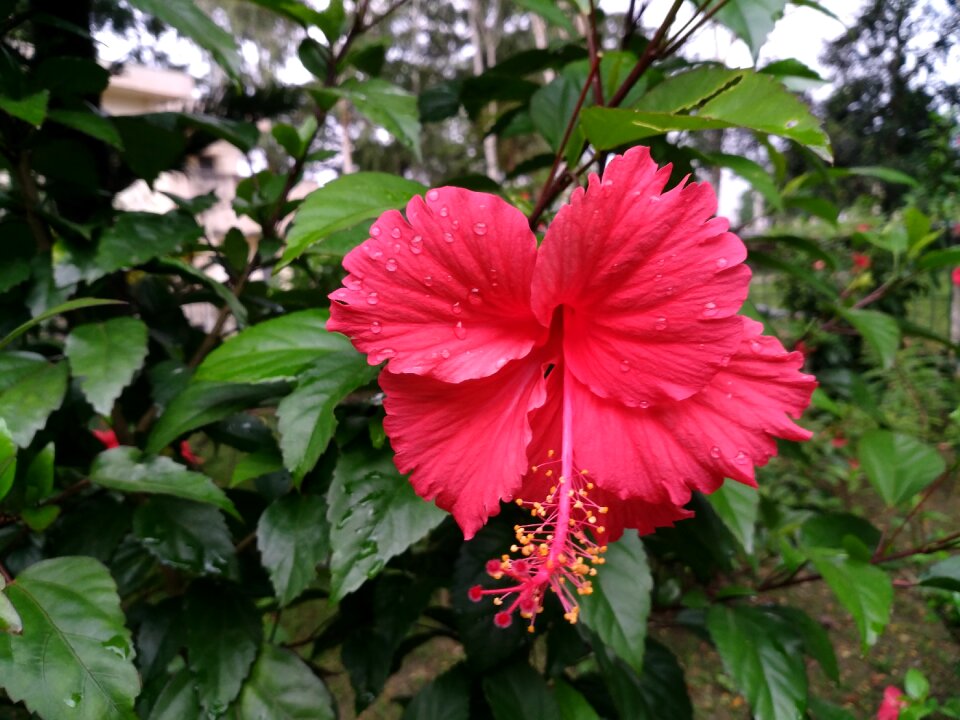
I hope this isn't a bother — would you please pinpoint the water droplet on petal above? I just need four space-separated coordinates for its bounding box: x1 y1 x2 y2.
440 205 449 217
451 301 462 315
440 348 450 359
370 225 382 237
720 354 731 367
710 446 721 459
716 257 728 269
370 321 382 334
427 189 439 201
451 219 460 229
371 249 383 259
495 357 508 369
654 273 662 281
377 348 396 361
473 222 488 236
734 451 748 465
468 288 482 305
390 227 401 239
639 400 650 409
619 359 630 372
655 316 667 331
750 340 762 354
443 232 454 243
423 275 433 286
366 292 379 305
410 235 423 254
385 258 398 272
454 321 467 340
702 302 718 318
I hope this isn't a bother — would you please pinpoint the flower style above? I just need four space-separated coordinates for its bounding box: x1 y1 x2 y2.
328 147 816 628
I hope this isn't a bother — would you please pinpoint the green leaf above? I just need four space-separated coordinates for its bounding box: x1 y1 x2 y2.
555 679 601 720
916 246 960 271
257 494 330 606
281 173 426 266
0 357 68 447
761 606 839 683
858 430 945 507
146 381 289 455
231 450 284 487
707 480 759 554
514 0 576 33
47 109 123 149
402 664 470 720
0 577 22 635
195 310 348 383
0 557 139 720
0 90 49 127
838 308 901 369
579 532 651 676
748 249 837 298
830 165 917 187
241 0 330 28
133 498 236 576
65 317 149 416
707 604 807 720
126 0 241 79
700 152 783 209
582 68 830 160
330 78 421 159
904 668 929 701
0 419 17 503
919 555 960 593
808 548 892 649
530 74 585 153
147 669 201 720
593 638 693 720
61 212 204 285
800 512 881 552
185 584 262 715
91 447 238 517
714 0 789 59
418 80 463 123
328 450 445 601
277 353 377 481
483 663 561 720
0 297 124 351
226 645 335 720
155 257 248 327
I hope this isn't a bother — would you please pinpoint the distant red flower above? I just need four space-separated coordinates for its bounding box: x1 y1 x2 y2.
329 147 816 628
952 267 960 287
812 259 826 271
92 428 119 449
877 686 906 720
831 437 848 448
179 440 203 466
856 223 871 233
852 252 871 270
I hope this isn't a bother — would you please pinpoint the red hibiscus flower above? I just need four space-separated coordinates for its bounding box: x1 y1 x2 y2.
877 686 906 720
952 267 960 287
92 428 120 449
328 148 816 628
852 252 871 270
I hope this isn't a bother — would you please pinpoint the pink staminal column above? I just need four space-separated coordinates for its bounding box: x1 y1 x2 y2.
468 365 609 632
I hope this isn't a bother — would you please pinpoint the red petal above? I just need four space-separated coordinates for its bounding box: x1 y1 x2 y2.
380 353 549 539
92 429 120 449
657 317 817 488
595 496 694 541
328 188 544 382
532 147 749 405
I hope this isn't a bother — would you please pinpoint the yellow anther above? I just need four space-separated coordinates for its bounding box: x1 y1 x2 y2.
580 469 589 475
522 545 534 556
588 516 597 524
493 597 503 606
545 470 553 477
531 465 539 472
510 545 519 552
547 449 555 458
597 526 605 534
527 626 535 634
574 500 584 509
586 482 595 490
599 506 609 514
579 488 588 496
515 498 523 506
557 553 568 565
